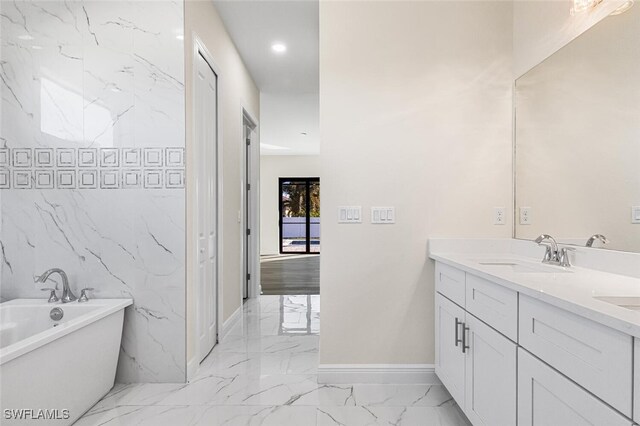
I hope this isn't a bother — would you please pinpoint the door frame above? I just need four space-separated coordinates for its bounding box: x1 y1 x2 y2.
278 177 320 254
241 107 260 300
188 34 224 381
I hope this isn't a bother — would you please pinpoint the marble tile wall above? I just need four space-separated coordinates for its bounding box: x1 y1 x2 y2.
0 0 186 383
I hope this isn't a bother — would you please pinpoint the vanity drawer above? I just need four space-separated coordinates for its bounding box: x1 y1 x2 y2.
465 274 518 341
519 295 633 416
435 262 465 307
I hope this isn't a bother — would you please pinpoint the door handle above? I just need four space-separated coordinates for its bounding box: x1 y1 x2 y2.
462 323 470 353
454 318 463 347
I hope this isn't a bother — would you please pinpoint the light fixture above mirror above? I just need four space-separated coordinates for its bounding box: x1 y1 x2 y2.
570 0 602 15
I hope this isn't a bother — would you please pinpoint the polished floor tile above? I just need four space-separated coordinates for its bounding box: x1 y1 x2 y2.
78 295 469 425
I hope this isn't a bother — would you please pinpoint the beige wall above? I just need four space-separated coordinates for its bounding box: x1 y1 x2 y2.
260 155 321 255
513 0 626 77
319 1 513 365
185 0 260 363
515 5 640 252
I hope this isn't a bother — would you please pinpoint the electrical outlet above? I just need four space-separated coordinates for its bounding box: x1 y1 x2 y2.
520 207 532 225
632 206 640 224
494 207 506 225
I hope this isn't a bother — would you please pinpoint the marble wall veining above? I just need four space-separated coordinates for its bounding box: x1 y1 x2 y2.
0 0 186 383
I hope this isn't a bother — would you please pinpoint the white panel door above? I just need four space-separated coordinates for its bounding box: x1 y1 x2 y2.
518 348 632 426
435 293 466 406
196 52 218 362
464 314 516 426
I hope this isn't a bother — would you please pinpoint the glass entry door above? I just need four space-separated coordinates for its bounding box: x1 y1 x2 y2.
279 178 320 254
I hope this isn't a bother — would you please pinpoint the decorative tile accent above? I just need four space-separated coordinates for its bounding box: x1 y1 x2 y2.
78 148 97 168
57 170 76 189
122 170 142 189
0 148 11 167
56 148 76 167
144 148 164 167
35 148 54 168
144 169 163 189
0 170 10 189
166 148 184 167
100 148 120 167
100 169 120 189
12 148 32 168
35 170 55 189
0 147 183 190
13 170 32 189
122 148 142 167
78 170 98 189
165 169 185 189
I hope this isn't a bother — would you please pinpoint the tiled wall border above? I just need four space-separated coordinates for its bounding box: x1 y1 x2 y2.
0 147 185 190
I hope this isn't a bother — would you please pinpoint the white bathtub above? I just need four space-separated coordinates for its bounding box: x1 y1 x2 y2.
0 298 132 425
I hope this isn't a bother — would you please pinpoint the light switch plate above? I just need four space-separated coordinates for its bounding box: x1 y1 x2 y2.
493 207 506 225
520 207 532 225
632 206 640 224
338 206 362 223
371 207 395 224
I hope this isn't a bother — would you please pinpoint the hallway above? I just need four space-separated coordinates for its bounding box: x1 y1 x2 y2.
77 296 468 425
261 256 320 295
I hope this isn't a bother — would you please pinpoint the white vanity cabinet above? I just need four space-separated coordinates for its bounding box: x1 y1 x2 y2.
433 260 637 426
435 278 517 425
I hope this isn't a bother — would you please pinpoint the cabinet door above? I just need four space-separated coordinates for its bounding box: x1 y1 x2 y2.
518 348 632 426
635 338 639 424
435 262 466 307
464 314 516 426
519 295 632 416
435 293 466 405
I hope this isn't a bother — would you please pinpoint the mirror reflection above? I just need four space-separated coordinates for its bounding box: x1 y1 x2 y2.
515 5 640 252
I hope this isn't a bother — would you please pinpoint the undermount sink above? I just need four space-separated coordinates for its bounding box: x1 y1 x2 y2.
594 296 640 312
476 260 571 274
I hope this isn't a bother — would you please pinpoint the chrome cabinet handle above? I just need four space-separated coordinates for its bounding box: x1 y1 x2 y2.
462 323 470 353
42 288 59 303
454 317 463 347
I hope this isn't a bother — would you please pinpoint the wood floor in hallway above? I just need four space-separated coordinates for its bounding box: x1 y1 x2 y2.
260 255 320 295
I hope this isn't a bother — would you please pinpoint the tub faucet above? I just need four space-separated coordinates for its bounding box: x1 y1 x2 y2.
586 234 609 247
36 268 77 303
534 234 560 265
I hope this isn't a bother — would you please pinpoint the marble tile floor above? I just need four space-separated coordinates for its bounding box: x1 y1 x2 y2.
77 295 470 426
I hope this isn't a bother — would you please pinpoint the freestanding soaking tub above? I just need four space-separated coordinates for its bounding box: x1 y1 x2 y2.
0 298 132 425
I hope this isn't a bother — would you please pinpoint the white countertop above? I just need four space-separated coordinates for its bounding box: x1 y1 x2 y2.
429 250 640 338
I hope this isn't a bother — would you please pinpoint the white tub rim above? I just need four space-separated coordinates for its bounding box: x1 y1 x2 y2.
0 298 132 365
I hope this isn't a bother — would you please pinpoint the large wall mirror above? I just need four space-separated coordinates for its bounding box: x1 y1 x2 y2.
514 5 640 253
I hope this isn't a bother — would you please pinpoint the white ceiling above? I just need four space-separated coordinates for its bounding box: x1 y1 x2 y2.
213 0 319 94
213 0 320 155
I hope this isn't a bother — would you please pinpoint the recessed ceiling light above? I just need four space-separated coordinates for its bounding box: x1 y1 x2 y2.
271 43 287 54
18 35 34 41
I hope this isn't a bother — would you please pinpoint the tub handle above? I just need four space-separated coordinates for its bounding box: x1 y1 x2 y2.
42 288 59 303
78 288 94 303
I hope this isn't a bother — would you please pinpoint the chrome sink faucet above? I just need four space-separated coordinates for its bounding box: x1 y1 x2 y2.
586 234 608 247
534 234 574 267
534 234 561 265
36 268 77 303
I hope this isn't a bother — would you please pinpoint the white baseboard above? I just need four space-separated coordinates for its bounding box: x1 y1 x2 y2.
186 356 199 383
219 305 242 341
317 364 440 384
